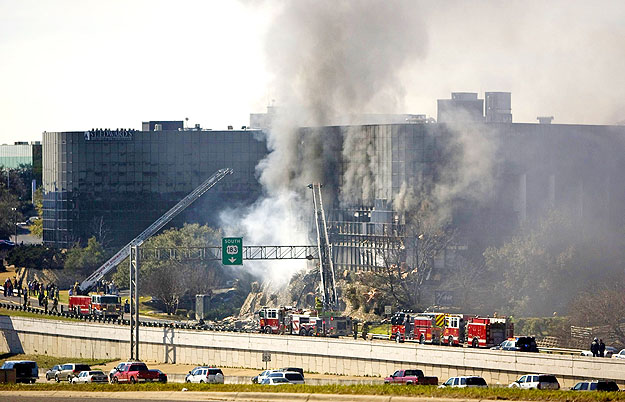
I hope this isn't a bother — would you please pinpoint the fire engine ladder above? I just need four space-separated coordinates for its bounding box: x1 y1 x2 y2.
79 168 233 292
309 183 338 311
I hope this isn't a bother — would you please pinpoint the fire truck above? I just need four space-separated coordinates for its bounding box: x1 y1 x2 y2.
466 316 514 348
424 313 465 346
68 294 123 318
391 311 445 344
257 306 352 337
412 315 443 344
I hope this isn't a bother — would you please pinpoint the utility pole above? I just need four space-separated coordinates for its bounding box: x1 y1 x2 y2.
11 207 17 243
129 244 139 360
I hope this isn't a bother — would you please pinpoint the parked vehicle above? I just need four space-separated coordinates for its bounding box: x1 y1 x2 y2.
384 369 438 385
467 316 513 348
252 369 280 384
0 360 38 384
571 380 619 391
150 369 168 383
109 362 132 382
45 365 61 381
55 363 91 382
68 294 122 318
71 370 108 384
260 377 291 385
491 336 538 352
279 367 304 378
111 362 159 383
257 306 352 337
0 240 16 249
508 374 560 390
612 349 625 360
439 376 488 388
267 371 305 384
185 366 224 383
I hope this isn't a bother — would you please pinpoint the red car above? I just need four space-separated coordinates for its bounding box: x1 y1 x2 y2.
111 362 160 384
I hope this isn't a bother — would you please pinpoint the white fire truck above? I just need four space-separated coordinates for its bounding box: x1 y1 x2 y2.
466 316 514 348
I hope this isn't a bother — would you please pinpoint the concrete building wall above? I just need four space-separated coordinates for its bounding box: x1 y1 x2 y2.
1 316 623 387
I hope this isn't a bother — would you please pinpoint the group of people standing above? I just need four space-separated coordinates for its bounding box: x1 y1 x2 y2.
2 277 18 297
591 337 607 357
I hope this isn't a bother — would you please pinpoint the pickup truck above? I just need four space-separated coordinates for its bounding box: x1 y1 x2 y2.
385 369 438 385
111 362 159 384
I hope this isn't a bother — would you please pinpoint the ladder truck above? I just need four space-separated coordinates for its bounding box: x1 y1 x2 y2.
79 168 233 293
308 183 338 311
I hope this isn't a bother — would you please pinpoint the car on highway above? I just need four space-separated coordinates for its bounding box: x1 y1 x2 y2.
439 376 488 388
571 380 619 391
279 367 304 378
109 362 133 382
185 366 224 383
509 374 560 390
55 363 91 382
45 365 61 381
491 336 538 352
0 360 38 384
252 369 280 384
111 362 159 383
266 371 305 384
71 370 108 384
260 377 291 385
150 369 168 383
612 349 625 360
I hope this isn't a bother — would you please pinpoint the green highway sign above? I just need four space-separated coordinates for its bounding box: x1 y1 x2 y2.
222 237 243 265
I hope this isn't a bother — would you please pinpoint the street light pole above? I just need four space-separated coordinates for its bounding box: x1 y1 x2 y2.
11 207 17 243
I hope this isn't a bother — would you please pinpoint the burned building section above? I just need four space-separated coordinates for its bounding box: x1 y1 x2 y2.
295 95 625 308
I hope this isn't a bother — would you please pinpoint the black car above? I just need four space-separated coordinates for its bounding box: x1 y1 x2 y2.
571 381 619 392
491 336 539 352
149 369 167 383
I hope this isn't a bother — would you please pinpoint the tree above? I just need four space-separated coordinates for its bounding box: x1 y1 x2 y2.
64 237 108 275
30 187 43 238
483 209 624 317
362 203 455 311
113 224 223 314
569 283 625 347
0 190 21 240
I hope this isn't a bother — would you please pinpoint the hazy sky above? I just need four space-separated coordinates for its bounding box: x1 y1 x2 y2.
1 0 624 145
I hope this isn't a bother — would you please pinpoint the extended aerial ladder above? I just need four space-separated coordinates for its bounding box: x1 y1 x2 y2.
309 183 338 311
79 168 233 292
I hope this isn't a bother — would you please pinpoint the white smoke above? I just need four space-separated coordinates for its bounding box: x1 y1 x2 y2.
223 0 430 284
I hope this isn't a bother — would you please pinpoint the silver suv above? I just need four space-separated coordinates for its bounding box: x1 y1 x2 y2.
55 363 91 382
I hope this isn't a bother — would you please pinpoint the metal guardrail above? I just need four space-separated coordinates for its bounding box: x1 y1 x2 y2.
138 246 319 261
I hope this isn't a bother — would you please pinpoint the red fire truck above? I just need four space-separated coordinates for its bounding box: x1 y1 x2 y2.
68 294 122 318
466 316 514 348
257 306 352 337
419 312 465 346
412 315 443 344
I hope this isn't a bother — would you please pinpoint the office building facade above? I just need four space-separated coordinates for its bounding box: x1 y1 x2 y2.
42 124 266 248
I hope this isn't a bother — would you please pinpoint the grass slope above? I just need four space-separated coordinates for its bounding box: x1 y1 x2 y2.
0 383 623 401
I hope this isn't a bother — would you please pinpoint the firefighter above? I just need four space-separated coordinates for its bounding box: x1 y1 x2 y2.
51 296 59 313
362 322 369 340
591 337 599 357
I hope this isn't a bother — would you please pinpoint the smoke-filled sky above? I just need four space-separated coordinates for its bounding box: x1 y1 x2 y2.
0 0 624 145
